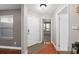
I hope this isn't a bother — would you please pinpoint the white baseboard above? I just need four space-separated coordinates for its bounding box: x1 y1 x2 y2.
0 46 21 50
38 40 42 43
51 41 57 51
27 41 40 47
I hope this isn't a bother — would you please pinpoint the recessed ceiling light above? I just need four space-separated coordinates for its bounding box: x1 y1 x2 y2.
40 4 47 8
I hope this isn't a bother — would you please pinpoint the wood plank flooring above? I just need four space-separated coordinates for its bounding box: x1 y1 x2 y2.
28 42 58 54
37 42 58 54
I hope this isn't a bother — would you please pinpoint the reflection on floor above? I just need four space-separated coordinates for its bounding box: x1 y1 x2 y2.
28 41 58 54
0 48 21 54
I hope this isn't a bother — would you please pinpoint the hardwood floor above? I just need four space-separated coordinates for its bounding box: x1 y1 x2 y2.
28 42 58 54
0 48 21 54
37 42 58 54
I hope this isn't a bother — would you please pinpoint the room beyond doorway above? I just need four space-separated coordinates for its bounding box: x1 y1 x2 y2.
42 19 51 43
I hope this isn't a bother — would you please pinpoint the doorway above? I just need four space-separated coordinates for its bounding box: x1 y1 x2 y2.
56 5 69 51
42 19 51 43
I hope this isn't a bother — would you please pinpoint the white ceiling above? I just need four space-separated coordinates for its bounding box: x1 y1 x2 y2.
27 4 60 15
0 4 21 10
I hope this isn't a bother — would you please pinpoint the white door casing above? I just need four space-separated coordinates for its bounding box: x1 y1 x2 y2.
59 14 68 51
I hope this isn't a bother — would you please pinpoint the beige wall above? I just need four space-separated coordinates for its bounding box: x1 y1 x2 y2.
69 4 79 50
0 9 21 47
52 15 56 45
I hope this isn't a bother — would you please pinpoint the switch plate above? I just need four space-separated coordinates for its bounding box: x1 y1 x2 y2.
72 24 79 30
14 42 16 45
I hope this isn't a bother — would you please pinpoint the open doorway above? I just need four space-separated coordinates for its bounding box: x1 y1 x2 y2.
56 5 69 52
42 19 51 43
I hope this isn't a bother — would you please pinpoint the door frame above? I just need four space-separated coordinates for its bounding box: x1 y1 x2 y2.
56 5 69 51
41 18 52 43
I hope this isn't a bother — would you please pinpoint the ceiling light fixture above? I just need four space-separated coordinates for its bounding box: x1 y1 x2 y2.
40 4 47 8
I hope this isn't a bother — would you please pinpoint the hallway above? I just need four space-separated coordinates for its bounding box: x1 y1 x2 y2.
21 4 79 54
28 41 58 54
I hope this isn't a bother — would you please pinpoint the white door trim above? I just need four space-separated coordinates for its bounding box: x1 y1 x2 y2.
56 5 69 51
0 46 21 50
41 18 52 42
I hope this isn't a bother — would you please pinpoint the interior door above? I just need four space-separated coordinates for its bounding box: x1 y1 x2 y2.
27 16 40 46
59 14 68 51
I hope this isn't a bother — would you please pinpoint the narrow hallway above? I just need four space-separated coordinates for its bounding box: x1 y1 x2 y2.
28 41 58 54
24 4 59 54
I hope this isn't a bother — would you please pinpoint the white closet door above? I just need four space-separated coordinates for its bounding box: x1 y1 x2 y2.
59 14 68 51
27 15 40 46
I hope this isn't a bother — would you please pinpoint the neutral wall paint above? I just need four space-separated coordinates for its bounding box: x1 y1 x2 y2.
59 14 69 51
0 9 21 47
69 4 79 50
27 12 40 46
52 15 56 46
